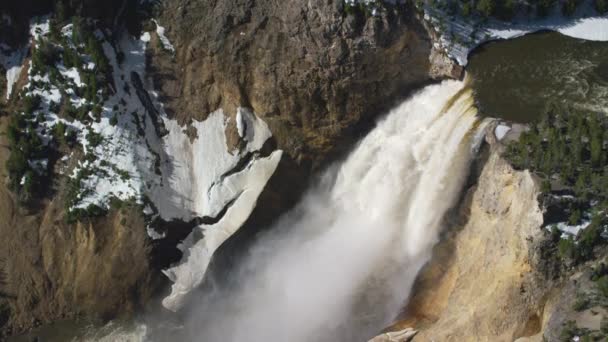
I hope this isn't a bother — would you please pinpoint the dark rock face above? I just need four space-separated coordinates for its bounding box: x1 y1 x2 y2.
154 0 442 170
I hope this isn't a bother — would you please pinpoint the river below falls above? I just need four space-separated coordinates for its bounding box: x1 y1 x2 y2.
468 31 608 123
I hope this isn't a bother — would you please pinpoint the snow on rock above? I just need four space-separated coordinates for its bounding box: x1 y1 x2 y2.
30 18 50 40
494 124 511 141
162 149 282 311
16 17 160 213
423 0 608 65
235 107 272 149
547 220 591 238
147 226 166 240
140 31 151 43
70 32 156 211
17 17 283 311
0 44 26 99
154 107 282 311
58 65 84 87
152 19 175 53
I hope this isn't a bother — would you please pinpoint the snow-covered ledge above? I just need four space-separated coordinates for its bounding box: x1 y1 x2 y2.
157 109 282 311
423 0 608 65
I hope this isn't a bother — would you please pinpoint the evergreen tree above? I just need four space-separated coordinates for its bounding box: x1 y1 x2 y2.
476 0 495 17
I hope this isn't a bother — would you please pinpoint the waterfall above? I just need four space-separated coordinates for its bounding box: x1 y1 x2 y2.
153 79 489 342
94 80 488 342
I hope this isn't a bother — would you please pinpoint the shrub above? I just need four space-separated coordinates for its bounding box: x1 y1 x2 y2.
62 47 81 69
5 150 28 188
53 121 67 144
577 216 604 261
86 130 103 147
476 0 495 17
573 293 590 311
590 263 608 281
31 39 59 74
559 320 587 342
86 36 110 75
558 237 576 260
110 114 118 126
22 95 41 113
92 105 102 118
569 209 581 225
66 204 107 223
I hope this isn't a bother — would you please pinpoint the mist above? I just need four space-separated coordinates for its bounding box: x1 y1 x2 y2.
149 80 487 342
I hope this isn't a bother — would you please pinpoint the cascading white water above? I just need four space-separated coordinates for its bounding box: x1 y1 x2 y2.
90 80 488 342
158 80 490 342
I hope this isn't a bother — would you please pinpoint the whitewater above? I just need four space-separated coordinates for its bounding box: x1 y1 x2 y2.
91 80 489 342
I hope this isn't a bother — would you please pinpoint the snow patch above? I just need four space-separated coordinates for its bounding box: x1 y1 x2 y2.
550 220 591 238
236 107 272 149
495 124 511 141
162 149 283 311
147 226 166 240
140 32 151 43
30 18 50 40
152 19 175 53
150 105 282 311
16 18 283 312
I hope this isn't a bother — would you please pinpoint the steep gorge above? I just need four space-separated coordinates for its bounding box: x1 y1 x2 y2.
1 1 604 341
398 129 551 341
0 0 461 338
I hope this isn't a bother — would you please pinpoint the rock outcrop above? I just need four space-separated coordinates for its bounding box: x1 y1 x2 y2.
396 130 552 341
0 118 158 337
153 0 452 169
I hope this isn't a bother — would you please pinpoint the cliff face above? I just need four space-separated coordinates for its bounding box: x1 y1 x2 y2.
0 0 459 336
397 132 553 341
0 118 158 337
153 0 455 169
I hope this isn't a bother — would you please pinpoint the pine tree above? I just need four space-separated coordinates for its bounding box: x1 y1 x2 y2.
476 0 495 17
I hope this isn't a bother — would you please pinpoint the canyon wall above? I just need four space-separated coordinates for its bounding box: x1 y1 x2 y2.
394 129 561 341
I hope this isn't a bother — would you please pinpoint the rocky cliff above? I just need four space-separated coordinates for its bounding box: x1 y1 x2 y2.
386 126 607 341
0 0 461 337
0 117 158 337
153 0 458 168
399 133 548 341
